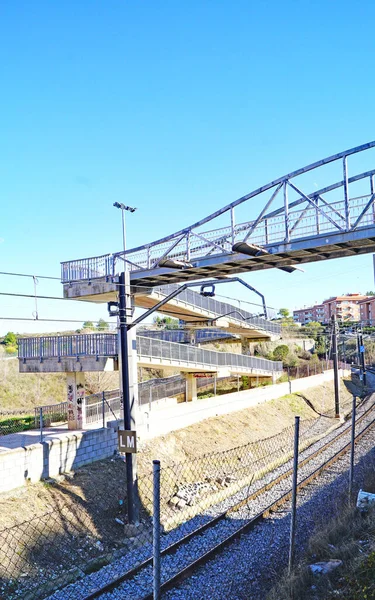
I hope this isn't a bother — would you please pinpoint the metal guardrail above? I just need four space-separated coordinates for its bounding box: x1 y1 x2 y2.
152 284 280 334
18 334 282 374
137 335 283 373
61 194 372 284
18 334 118 360
34 402 68 425
139 328 238 343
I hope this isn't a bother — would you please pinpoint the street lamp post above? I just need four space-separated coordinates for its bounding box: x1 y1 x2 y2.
113 202 137 265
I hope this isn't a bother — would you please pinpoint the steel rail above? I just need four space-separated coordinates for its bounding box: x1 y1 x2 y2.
82 399 374 600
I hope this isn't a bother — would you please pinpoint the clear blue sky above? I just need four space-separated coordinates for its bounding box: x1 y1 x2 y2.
1 0 375 335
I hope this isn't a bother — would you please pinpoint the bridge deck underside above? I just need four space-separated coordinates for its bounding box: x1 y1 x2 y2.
134 292 273 339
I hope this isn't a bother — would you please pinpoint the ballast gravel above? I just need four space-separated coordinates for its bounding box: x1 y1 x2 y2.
45 398 375 600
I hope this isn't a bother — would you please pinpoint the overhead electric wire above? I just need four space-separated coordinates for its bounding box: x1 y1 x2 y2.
0 270 60 281
0 317 116 325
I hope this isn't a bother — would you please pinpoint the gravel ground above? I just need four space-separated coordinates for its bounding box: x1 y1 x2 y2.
42 396 375 600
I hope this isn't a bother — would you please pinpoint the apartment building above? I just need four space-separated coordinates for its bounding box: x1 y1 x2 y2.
293 294 368 324
293 304 324 325
323 294 367 322
359 296 375 325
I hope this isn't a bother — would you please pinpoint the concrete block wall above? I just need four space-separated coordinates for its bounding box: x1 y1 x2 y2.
0 427 118 494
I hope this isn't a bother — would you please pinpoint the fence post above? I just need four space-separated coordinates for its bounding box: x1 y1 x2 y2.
153 460 161 600
214 375 217 397
39 407 43 443
237 374 240 392
349 395 356 503
287 367 292 394
288 416 300 575
149 386 152 413
102 391 105 429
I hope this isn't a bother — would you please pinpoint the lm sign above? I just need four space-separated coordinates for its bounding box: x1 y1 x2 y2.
118 430 137 453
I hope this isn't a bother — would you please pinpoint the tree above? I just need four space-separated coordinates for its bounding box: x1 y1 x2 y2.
82 321 94 330
153 316 179 329
278 308 290 319
96 318 109 331
366 291 375 296
304 321 324 340
273 344 290 362
3 332 17 346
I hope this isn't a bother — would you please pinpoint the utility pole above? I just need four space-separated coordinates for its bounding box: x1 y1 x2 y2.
119 270 138 524
331 314 340 418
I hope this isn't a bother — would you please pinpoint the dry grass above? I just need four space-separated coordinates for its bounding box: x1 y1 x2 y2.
267 474 375 600
0 352 65 410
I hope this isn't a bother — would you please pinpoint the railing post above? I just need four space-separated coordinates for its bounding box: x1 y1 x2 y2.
102 391 105 429
284 180 290 242
39 407 43 443
153 460 161 600
343 156 350 231
230 207 235 246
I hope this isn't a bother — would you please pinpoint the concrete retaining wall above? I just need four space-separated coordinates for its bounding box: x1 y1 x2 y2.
0 427 117 494
140 369 350 439
0 369 349 494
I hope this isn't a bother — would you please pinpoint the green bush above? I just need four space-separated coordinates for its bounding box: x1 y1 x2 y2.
0 415 35 434
273 345 289 362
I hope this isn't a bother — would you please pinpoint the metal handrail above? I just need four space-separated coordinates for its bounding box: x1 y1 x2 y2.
137 336 283 372
18 333 282 374
18 334 118 360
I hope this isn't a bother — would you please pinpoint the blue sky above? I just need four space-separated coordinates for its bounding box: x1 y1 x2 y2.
1 0 375 335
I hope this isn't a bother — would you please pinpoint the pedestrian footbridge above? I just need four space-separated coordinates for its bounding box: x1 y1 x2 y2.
18 333 282 379
61 142 375 289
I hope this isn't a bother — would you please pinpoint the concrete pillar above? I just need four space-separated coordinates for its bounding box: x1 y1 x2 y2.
66 372 86 430
185 373 197 402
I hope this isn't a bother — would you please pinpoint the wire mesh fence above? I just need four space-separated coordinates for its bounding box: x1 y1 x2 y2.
0 414 333 600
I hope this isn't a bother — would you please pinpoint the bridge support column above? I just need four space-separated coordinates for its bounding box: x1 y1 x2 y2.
66 372 86 430
184 373 197 402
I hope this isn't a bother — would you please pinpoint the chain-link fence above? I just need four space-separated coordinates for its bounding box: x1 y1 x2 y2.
0 413 334 600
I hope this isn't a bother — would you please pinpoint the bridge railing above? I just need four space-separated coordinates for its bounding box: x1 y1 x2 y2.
18 334 118 361
139 328 238 343
61 193 372 285
137 335 282 373
153 284 280 334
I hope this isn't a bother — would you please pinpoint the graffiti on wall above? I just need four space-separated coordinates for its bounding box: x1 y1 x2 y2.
67 383 74 423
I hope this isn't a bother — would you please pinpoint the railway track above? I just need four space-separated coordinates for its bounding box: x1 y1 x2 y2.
78 397 375 600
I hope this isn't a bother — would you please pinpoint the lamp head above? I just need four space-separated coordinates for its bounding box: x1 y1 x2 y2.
113 202 137 212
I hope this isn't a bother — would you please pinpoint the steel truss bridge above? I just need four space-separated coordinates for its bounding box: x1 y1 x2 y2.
61 141 375 289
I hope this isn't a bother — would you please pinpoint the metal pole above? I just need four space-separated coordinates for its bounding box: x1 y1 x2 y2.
121 207 127 261
119 271 136 524
288 416 300 575
349 395 356 503
214 374 217 396
237 374 240 392
39 407 43 443
153 460 161 600
102 391 105 429
331 315 340 418
359 332 366 386
287 367 291 394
